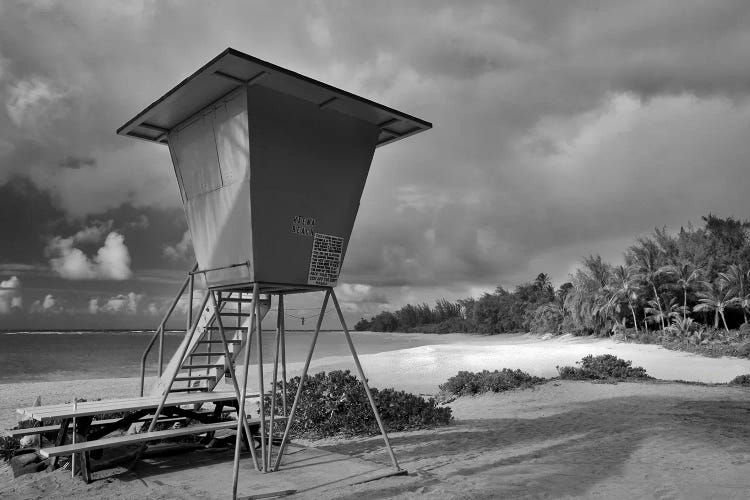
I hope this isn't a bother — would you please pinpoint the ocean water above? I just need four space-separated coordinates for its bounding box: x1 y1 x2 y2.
0 330 459 384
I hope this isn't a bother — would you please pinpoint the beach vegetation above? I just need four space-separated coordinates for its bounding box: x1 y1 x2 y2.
557 354 652 381
1 436 20 462
729 374 750 386
439 369 546 398
356 213 750 359
264 370 452 439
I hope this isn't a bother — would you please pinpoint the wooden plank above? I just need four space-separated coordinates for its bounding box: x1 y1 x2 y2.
17 391 258 421
18 391 247 415
39 419 261 458
5 409 234 438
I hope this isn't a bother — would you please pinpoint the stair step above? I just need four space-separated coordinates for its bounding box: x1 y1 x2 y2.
220 297 254 303
174 375 217 381
218 312 251 317
181 364 224 370
190 352 224 357
206 326 244 331
198 339 241 344
169 387 209 393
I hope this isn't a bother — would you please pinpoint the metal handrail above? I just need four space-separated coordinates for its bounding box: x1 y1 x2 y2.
138 262 199 396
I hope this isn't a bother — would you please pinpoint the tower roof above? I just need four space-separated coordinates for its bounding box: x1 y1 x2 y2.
117 48 432 148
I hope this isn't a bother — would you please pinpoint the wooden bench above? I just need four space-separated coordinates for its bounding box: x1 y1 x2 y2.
5 409 236 439
5 416 183 439
38 417 270 458
16 391 257 421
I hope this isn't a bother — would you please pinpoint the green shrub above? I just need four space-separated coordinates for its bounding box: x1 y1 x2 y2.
264 370 452 439
1 436 20 462
406 317 477 334
632 332 660 344
557 354 652 380
729 374 750 386
439 369 546 397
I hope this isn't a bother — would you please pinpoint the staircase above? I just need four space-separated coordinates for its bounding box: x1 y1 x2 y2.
150 291 271 397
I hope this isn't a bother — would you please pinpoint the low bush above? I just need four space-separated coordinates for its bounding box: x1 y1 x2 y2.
264 370 452 439
439 369 546 398
729 374 750 386
406 317 478 334
557 354 652 381
632 332 660 344
1 435 20 462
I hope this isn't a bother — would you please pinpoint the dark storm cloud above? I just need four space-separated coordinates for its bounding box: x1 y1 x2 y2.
58 156 96 169
1 0 750 325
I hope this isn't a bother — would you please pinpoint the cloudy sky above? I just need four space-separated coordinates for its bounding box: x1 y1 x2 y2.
1 0 750 330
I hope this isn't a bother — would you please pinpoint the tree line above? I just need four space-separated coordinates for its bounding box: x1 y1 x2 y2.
355 214 750 336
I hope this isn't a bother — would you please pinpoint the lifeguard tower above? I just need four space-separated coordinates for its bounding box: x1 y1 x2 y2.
16 48 430 495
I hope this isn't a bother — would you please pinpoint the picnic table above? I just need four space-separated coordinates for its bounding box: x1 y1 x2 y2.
13 391 260 482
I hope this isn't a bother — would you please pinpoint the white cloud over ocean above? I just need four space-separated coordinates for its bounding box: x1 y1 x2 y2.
47 231 132 280
0 275 22 313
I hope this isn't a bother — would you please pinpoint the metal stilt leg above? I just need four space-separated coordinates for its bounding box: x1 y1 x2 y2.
272 290 330 471
267 294 283 470
231 284 260 499
210 292 260 472
280 296 287 418
330 290 401 471
256 294 268 472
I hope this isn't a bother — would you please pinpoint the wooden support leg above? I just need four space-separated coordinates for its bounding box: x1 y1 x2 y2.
330 290 401 471
75 416 93 483
51 418 70 470
232 284 260 500
272 291 330 471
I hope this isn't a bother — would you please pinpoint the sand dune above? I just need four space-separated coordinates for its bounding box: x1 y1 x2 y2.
316 380 750 499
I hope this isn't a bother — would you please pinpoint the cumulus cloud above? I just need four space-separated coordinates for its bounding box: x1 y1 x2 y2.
146 302 159 316
31 294 61 313
72 220 113 244
163 230 193 262
0 275 22 313
100 292 142 314
47 231 132 280
334 283 390 313
5 76 70 134
88 297 99 314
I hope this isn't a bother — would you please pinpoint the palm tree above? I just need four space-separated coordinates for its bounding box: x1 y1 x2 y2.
646 296 680 330
666 261 703 322
607 265 640 332
563 255 612 334
631 245 671 331
534 272 554 302
693 279 740 333
719 264 749 324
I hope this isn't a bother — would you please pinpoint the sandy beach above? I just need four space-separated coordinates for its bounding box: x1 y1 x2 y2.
4 333 750 430
2 334 749 499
